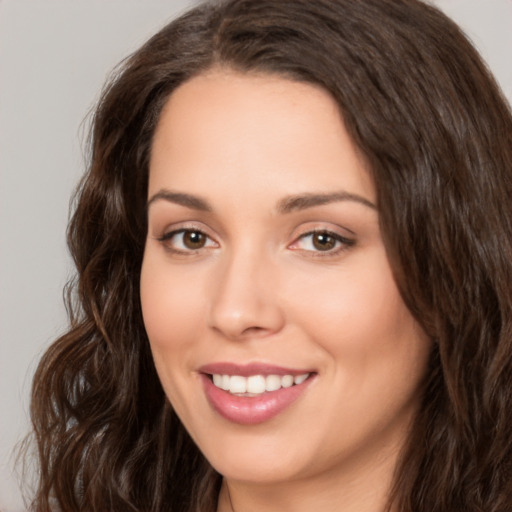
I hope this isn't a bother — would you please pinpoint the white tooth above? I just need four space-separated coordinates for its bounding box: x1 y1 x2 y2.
221 374 230 391
230 375 247 394
294 373 309 385
281 375 294 388
247 375 266 394
265 374 281 392
213 374 222 387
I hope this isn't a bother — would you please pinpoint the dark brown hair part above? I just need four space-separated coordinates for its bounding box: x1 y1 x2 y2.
29 1 512 510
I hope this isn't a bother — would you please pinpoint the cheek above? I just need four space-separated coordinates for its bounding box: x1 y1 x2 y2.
140 257 204 349
139 254 210 408
287 249 404 339
140 255 209 415
285 247 430 387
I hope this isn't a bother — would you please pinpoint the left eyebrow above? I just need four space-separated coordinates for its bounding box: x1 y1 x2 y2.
276 191 377 214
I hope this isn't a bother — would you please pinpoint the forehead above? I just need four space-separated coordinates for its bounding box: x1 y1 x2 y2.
149 69 375 205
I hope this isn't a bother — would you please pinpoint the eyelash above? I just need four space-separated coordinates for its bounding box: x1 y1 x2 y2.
156 228 355 256
289 230 355 257
156 228 218 254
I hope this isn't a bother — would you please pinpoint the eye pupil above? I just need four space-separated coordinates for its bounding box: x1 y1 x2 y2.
184 231 206 249
313 233 336 251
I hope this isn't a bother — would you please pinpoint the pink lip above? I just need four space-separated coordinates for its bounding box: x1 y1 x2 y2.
199 362 312 377
198 363 316 425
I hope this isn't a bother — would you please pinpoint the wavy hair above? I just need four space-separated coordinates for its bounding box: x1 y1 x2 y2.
30 0 512 510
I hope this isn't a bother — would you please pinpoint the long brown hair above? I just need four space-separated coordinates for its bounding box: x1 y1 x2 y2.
30 0 512 510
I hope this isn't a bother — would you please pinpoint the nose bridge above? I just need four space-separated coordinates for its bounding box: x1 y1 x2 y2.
208 240 284 339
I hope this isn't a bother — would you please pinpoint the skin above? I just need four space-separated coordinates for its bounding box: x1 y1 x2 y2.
140 69 432 512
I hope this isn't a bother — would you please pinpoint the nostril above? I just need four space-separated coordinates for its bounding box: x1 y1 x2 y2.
241 326 267 336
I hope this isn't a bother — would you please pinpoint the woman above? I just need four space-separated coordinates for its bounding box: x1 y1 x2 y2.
30 0 512 511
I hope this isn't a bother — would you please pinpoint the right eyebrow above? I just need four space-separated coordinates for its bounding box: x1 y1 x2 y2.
146 189 213 212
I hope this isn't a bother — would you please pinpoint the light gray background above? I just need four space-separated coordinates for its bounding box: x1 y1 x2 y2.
1 1 511 510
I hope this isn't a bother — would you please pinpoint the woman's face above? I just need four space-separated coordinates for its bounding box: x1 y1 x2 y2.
140 70 431 486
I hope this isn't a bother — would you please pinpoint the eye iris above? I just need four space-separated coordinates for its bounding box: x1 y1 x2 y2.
183 231 206 249
312 233 336 251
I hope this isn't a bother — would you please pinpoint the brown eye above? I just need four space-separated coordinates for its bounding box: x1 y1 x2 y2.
158 228 217 253
289 230 355 255
312 232 337 251
183 231 207 249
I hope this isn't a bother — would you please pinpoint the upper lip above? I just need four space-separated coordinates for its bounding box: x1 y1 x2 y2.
198 362 314 377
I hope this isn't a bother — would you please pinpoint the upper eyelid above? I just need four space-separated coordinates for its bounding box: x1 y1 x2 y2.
158 226 208 237
155 228 219 255
289 222 356 240
153 221 215 238
157 227 218 245
297 227 351 237
291 229 354 245
152 221 356 246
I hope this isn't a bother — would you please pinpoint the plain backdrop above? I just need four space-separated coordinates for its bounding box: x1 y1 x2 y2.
0 1 511 510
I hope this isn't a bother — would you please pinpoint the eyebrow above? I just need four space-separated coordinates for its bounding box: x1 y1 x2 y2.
146 189 376 213
277 191 377 213
147 190 213 212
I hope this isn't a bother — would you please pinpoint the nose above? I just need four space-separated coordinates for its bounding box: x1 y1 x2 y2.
207 248 285 341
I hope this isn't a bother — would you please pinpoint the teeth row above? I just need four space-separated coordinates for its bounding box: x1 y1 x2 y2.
212 373 309 395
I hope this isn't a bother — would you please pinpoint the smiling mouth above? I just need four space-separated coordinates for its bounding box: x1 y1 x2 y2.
200 365 317 424
207 372 313 396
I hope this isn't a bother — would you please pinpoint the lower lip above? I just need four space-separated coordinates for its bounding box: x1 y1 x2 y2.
201 374 314 425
